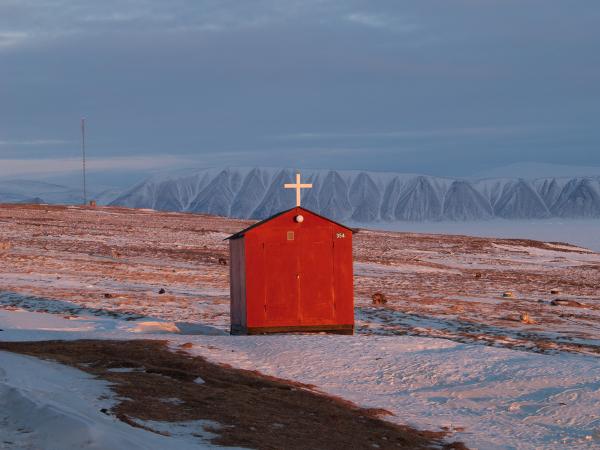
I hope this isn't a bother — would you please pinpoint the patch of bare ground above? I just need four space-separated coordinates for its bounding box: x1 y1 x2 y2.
0 339 465 450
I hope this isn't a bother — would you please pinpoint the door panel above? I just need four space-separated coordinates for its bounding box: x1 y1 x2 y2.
299 229 335 323
263 241 299 325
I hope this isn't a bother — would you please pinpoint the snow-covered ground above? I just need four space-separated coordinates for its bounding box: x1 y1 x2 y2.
191 335 600 449
1 309 600 449
0 205 599 449
1 205 598 356
0 346 236 450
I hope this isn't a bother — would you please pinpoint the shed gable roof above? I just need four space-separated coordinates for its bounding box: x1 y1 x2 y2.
226 207 355 240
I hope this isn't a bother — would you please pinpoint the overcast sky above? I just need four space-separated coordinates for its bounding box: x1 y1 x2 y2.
1 0 599 182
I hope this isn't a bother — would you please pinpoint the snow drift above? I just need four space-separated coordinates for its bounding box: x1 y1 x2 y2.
0 351 217 450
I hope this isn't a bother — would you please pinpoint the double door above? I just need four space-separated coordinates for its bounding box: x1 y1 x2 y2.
262 227 335 326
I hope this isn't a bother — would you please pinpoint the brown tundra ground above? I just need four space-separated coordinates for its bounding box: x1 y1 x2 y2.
0 203 599 356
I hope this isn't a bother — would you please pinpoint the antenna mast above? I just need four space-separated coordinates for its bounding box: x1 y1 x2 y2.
81 118 87 205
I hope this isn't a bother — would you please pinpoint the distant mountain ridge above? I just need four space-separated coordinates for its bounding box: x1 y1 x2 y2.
0 180 118 206
110 168 600 221
0 180 83 205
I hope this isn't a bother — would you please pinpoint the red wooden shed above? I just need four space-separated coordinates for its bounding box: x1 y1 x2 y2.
227 206 354 335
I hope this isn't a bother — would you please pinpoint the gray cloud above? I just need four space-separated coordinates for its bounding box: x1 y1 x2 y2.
274 126 535 141
0 155 192 178
0 1 599 179
344 12 418 32
0 139 71 146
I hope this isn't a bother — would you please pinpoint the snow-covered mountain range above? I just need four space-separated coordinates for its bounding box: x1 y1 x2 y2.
110 168 600 221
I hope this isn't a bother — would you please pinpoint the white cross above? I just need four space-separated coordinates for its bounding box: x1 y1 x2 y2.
284 172 312 207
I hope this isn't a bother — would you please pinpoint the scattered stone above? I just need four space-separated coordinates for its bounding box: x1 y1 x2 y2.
503 291 514 298
474 272 482 279
179 342 194 349
158 288 166 295
89 200 97 208
0 241 11 251
551 299 584 308
371 292 387 305
559 312 575 318
218 257 228 266
103 293 114 299
550 288 561 295
520 312 534 324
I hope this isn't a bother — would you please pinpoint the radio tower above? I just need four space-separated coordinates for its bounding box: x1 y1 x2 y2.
81 118 87 205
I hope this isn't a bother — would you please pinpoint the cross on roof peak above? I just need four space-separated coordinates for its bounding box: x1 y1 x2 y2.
284 172 312 207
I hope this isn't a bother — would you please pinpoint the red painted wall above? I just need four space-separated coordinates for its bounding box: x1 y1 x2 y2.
229 237 246 330
233 207 353 332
